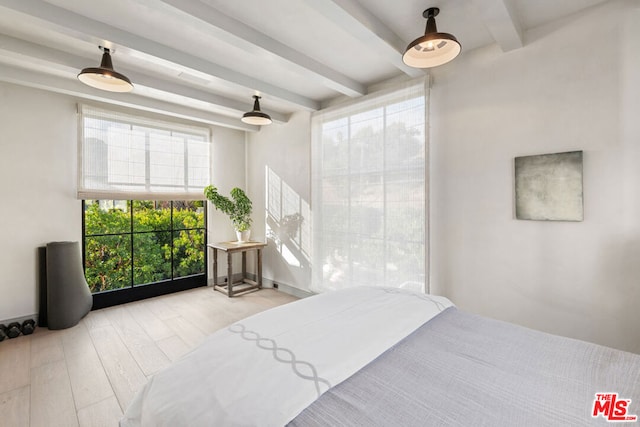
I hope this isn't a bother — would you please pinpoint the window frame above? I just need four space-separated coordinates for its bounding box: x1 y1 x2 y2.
82 200 208 309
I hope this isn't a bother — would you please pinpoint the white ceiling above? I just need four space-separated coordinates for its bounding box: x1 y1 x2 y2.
0 0 612 131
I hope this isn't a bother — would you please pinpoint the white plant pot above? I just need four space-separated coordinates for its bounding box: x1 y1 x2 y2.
236 229 251 243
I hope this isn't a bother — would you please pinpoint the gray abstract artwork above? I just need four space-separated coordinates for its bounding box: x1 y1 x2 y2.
515 151 583 221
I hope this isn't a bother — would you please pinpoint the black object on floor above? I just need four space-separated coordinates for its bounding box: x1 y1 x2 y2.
21 319 36 335
46 241 93 329
7 322 21 338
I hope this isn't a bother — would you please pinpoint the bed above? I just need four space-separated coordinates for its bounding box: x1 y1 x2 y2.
120 287 640 426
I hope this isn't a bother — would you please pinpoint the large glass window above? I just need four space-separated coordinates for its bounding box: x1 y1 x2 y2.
83 200 206 293
311 79 427 293
78 105 210 305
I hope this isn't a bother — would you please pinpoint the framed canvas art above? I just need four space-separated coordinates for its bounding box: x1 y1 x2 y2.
514 151 583 221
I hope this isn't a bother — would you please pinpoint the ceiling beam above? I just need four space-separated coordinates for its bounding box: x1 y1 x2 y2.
301 0 425 78
0 63 261 132
159 0 365 98
0 0 320 111
469 0 523 52
128 73 289 124
0 34 289 124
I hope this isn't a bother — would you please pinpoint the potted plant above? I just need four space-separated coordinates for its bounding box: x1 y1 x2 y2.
204 185 253 242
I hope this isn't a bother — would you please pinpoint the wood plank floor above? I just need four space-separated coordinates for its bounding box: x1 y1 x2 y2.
0 287 298 427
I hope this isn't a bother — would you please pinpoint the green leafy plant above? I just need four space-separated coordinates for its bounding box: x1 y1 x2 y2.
204 185 253 232
83 200 205 293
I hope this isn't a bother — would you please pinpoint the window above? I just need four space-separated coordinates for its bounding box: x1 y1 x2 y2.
78 105 211 307
311 79 428 293
83 200 206 293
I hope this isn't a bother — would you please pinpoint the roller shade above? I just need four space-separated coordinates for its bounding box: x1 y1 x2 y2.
311 78 429 293
78 105 210 200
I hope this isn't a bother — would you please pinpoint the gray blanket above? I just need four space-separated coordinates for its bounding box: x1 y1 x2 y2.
289 307 640 426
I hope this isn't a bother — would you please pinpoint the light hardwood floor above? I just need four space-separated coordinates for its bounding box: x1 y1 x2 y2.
0 287 298 427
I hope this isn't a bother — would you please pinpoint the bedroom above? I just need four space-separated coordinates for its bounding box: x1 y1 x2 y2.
0 0 639 425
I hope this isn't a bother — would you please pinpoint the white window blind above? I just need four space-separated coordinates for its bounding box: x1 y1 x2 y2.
78 105 210 200
311 79 428 293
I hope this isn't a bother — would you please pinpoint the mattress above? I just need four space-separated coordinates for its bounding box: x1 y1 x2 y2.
291 307 640 426
120 287 640 426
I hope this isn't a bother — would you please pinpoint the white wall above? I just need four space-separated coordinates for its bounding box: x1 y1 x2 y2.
429 0 640 353
207 126 247 281
0 83 81 322
0 82 246 323
241 0 640 353
4 1 638 354
246 111 312 296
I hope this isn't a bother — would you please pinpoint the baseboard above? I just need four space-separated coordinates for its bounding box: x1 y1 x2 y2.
207 272 251 287
0 314 39 327
207 275 314 299
261 278 315 299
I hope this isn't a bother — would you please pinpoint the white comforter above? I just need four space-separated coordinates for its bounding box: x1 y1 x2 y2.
120 287 453 427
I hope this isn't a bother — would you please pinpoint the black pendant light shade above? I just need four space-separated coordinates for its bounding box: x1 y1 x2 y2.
241 95 272 126
78 47 133 93
402 7 461 68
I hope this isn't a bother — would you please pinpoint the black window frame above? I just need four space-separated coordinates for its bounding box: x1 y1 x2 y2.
82 200 208 309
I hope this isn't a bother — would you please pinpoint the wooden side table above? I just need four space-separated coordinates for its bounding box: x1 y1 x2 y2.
208 241 267 297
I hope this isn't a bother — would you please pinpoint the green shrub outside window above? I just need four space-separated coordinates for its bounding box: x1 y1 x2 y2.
83 200 205 293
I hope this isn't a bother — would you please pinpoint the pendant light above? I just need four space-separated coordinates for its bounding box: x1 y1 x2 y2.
241 95 272 126
78 46 133 93
402 7 461 68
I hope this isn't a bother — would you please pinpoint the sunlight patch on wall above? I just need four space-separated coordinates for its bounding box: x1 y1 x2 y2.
265 166 311 268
